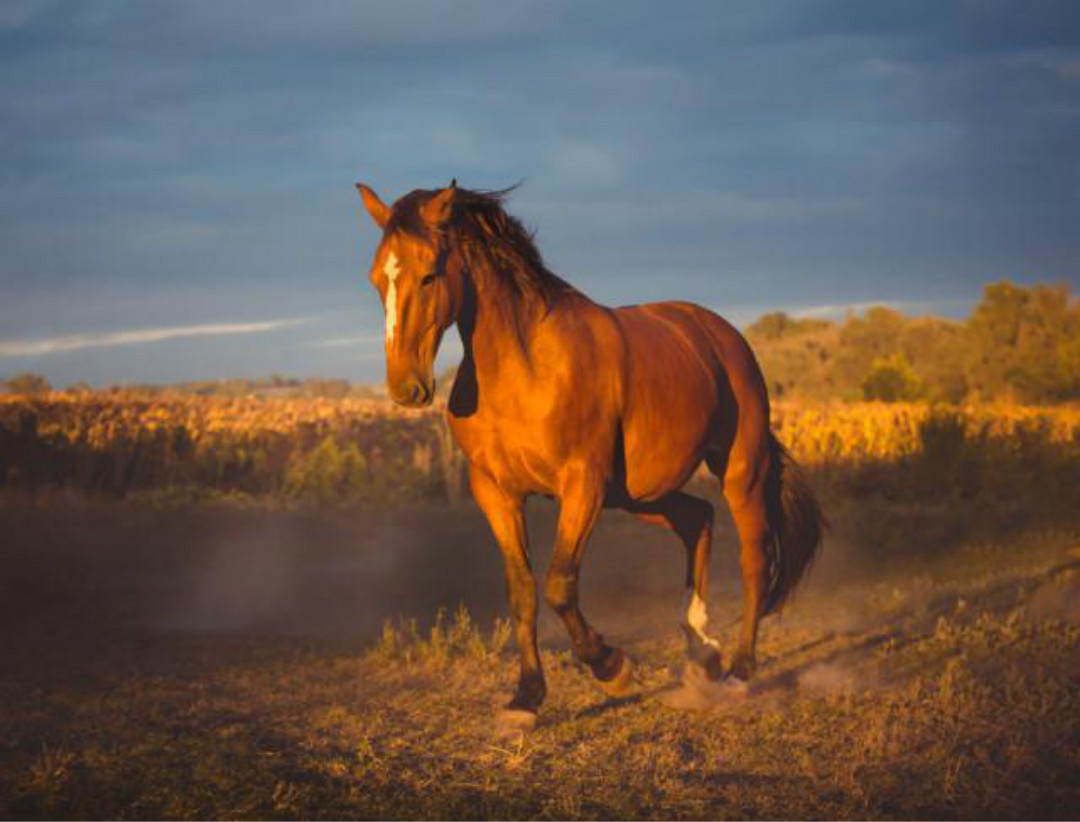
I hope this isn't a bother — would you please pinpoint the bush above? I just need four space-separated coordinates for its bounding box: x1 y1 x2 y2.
863 354 923 402
283 436 368 505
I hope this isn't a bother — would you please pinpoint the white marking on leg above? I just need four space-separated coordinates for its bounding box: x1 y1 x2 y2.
383 252 401 344
683 590 722 652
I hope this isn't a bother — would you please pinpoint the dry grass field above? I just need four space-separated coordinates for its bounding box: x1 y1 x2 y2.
3 393 1078 505
1 396 1078 819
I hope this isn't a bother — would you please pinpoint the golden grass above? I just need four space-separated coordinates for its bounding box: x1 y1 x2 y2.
772 401 1080 465
5 393 1076 459
3 393 1078 505
0 391 463 504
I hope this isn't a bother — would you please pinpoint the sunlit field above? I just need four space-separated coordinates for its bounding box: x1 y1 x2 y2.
0 393 1077 819
4 392 1078 504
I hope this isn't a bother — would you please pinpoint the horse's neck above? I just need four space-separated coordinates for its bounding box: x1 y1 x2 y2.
459 273 546 383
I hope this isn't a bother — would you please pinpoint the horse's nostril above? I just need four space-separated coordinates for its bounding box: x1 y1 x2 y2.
390 378 431 407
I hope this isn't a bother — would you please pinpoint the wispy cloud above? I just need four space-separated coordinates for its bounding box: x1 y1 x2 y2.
0 318 309 358
790 300 926 320
312 334 383 348
792 298 975 321
719 298 965 329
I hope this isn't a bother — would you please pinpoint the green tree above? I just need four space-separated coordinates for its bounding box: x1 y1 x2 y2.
283 437 368 504
900 318 969 403
966 280 1079 402
1054 331 1080 399
862 353 923 402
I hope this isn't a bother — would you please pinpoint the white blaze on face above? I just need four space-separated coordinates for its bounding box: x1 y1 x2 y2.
383 251 402 344
683 590 722 651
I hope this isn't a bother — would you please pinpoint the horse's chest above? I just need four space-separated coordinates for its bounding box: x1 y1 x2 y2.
446 410 560 495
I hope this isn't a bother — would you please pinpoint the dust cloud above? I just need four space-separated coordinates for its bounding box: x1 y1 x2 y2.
1026 573 1080 625
3 489 1076 702
0 494 752 671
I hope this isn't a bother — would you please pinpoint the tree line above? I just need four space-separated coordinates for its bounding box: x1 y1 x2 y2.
746 280 1079 404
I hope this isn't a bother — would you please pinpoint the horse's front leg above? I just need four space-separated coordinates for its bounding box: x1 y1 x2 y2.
543 470 634 698
469 466 545 732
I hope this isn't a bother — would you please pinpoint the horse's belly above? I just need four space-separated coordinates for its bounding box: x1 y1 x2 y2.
619 363 718 500
621 413 711 501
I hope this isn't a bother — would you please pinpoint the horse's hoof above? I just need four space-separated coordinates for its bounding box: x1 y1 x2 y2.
660 662 749 710
728 654 757 681
596 653 635 699
495 708 537 736
718 675 750 698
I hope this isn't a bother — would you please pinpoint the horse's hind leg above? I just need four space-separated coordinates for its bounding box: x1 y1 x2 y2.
543 472 633 698
709 448 771 681
626 492 723 681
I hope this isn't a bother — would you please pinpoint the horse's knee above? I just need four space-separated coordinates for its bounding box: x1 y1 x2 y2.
503 567 537 617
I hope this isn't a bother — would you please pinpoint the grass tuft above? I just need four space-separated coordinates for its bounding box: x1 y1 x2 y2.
367 604 513 669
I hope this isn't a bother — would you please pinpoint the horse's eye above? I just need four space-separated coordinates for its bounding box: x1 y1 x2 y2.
420 273 437 287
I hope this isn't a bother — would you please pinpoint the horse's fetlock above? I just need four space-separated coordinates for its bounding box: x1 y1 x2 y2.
508 674 546 712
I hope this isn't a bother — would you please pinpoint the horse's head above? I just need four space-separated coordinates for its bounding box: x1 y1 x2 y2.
356 182 465 408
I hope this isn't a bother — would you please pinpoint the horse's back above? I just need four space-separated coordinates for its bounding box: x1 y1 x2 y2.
612 301 770 500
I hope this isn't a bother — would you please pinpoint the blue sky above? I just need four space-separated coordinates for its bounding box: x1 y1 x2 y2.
1 1 1078 387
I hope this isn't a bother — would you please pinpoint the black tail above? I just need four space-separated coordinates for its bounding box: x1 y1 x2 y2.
761 433 826 616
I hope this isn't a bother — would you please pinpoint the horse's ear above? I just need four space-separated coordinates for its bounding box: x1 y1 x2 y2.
356 183 390 229
420 186 456 228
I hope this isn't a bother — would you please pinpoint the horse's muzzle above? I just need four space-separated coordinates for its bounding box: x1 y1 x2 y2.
390 377 434 408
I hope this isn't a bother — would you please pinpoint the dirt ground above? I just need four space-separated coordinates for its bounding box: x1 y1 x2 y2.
0 490 1078 819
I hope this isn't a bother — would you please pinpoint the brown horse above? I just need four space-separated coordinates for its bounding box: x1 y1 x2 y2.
356 181 824 731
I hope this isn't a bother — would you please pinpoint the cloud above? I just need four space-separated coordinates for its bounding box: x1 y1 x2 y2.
312 334 383 348
789 298 977 321
0 318 309 358
716 297 968 329
791 300 927 319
